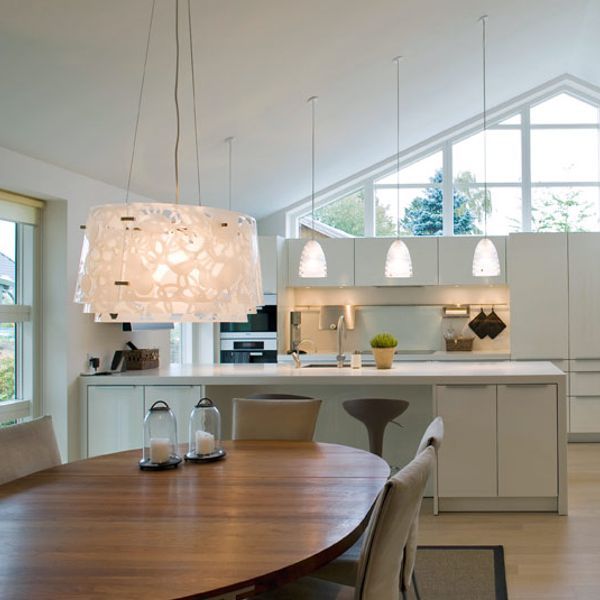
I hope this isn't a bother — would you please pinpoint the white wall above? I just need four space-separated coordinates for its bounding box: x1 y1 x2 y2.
0 145 169 461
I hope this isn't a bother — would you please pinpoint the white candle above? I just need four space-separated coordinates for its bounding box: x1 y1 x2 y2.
195 430 215 455
150 437 171 464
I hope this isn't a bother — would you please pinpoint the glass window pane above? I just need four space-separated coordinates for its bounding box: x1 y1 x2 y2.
453 186 522 235
170 324 182 364
530 93 599 125
0 323 16 401
0 220 16 305
531 187 600 232
376 152 442 185
312 190 365 237
453 130 521 183
531 129 599 182
376 184 444 237
497 114 521 125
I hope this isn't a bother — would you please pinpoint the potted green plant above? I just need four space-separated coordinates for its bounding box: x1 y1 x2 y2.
369 332 398 369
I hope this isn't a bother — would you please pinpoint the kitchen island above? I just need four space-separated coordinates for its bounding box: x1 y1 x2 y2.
80 361 567 514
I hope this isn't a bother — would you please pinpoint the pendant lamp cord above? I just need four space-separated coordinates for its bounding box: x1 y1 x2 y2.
308 96 318 241
225 136 234 210
124 0 156 204
174 0 181 205
480 15 488 238
394 56 402 239
187 0 202 205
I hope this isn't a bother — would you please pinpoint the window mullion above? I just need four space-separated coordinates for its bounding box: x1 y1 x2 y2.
442 142 453 235
364 179 375 237
521 107 532 232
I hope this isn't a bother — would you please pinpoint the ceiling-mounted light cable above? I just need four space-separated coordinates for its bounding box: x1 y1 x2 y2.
472 15 500 278
385 56 413 278
225 136 234 210
298 96 327 278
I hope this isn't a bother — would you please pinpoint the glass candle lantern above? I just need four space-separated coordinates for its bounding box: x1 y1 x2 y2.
185 397 226 463
140 400 182 470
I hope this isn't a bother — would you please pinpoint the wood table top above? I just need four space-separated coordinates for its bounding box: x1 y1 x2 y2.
0 441 389 600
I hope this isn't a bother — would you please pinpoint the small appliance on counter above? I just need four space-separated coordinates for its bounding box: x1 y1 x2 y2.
219 294 278 364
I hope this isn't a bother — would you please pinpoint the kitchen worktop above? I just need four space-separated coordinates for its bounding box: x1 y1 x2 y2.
80 361 564 386
278 350 511 364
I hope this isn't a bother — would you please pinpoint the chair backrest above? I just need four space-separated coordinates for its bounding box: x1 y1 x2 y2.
232 398 322 441
0 416 61 485
401 416 445 591
354 446 436 600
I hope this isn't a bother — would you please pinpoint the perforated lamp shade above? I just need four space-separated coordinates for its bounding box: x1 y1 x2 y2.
298 239 327 278
74 203 263 322
384 239 413 278
472 237 501 277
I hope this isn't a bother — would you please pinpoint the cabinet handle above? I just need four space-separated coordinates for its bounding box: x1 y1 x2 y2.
439 385 491 389
502 384 552 388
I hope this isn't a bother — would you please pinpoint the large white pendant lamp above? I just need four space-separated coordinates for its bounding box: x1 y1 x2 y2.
74 0 261 323
385 56 413 279
298 96 327 278
472 15 500 278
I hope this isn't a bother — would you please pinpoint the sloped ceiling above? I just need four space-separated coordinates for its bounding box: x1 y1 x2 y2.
0 0 595 219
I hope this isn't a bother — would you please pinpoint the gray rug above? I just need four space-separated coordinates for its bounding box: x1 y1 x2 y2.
405 545 508 600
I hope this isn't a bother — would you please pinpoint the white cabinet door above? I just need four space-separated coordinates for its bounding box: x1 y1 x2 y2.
568 233 600 358
144 386 202 446
287 239 355 287
258 236 278 295
497 384 557 497
570 396 600 433
436 385 497 497
508 233 568 359
438 236 506 285
87 386 144 457
354 238 438 286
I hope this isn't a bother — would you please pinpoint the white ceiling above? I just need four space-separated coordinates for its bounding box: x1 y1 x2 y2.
0 0 597 220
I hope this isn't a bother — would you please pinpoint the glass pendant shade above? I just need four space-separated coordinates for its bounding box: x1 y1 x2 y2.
74 203 263 322
385 239 413 278
185 397 226 462
472 237 501 277
140 400 182 470
298 239 327 278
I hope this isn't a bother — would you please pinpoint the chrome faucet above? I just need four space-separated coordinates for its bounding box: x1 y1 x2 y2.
291 351 302 369
336 314 346 368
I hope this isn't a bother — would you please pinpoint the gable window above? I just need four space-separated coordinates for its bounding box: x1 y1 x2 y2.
289 79 600 238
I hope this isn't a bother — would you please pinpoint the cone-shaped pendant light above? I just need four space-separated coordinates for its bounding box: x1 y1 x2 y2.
298 96 327 278
385 57 412 279
472 15 500 278
74 0 261 323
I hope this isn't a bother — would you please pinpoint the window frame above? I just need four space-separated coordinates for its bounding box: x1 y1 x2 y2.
287 76 600 237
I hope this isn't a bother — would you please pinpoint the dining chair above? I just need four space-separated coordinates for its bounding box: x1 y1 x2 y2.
0 416 61 485
313 416 445 593
232 397 322 441
254 445 436 600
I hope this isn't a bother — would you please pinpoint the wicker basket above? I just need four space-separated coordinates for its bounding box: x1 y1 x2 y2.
123 348 160 370
445 338 474 352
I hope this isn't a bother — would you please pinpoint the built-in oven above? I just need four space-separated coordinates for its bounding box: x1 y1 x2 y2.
220 336 277 363
219 295 278 363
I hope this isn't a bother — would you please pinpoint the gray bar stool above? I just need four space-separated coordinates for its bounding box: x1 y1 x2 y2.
343 398 410 457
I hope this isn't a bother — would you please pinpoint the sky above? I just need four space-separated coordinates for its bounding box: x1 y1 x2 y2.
0 220 16 260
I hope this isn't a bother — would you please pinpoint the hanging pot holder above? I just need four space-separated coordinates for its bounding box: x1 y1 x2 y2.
485 308 506 339
468 308 489 339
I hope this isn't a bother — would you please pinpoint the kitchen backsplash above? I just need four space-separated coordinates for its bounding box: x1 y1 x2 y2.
289 285 510 354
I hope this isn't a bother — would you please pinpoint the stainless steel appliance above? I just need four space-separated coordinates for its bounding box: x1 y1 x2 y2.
219 295 278 363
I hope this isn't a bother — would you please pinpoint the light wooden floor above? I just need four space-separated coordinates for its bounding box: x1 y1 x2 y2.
419 443 600 600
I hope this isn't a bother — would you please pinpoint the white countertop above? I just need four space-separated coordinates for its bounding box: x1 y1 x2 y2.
278 350 511 364
80 361 565 386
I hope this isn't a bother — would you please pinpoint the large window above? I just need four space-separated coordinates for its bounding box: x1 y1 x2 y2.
0 195 40 425
291 80 600 237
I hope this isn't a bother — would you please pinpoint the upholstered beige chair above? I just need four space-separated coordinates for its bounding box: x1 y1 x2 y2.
0 416 61 485
314 416 445 593
232 397 322 441
254 446 436 599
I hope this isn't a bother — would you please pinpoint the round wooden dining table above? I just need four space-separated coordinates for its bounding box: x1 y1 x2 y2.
0 440 389 599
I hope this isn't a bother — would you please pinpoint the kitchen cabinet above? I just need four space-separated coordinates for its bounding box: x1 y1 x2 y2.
508 233 568 359
258 236 279 295
436 385 497 497
568 233 600 359
87 386 144 457
144 385 202 445
497 384 557 497
438 236 506 285
436 383 558 499
287 239 355 287
354 237 438 286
